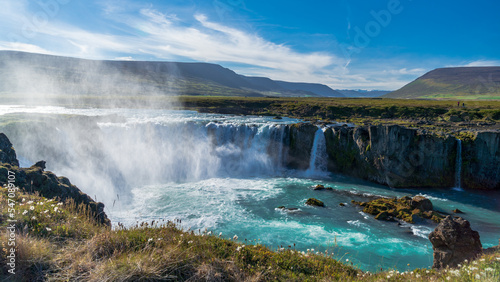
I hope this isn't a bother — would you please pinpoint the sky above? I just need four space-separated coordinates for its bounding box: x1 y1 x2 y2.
0 0 499 90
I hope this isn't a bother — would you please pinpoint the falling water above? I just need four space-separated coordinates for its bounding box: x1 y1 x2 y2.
454 138 463 190
305 127 328 176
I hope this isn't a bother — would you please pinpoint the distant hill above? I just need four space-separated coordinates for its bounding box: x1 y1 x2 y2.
0 51 344 98
336 89 391 98
384 67 500 99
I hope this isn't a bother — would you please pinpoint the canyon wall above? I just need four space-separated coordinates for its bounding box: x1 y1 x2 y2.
290 123 499 190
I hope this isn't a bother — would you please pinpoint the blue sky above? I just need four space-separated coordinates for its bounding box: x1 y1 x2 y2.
0 0 499 90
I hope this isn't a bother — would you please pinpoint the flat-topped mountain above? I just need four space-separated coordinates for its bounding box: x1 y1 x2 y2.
0 51 343 98
384 67 500 99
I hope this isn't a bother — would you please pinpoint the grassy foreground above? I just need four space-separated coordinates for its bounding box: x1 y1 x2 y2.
1 187 500 281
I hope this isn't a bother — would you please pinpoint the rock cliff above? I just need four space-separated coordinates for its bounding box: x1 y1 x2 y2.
284 123 318 170
323 125 457 188
462 131 500 189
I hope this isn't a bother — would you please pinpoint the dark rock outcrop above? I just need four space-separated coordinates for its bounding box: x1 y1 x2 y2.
305 198 325 207
0 133 110 226
313 184 325 190
0 133 19 167
410 195 433 212
428 216 482 269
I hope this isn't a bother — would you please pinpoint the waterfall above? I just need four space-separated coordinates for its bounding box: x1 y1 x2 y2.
305 127 328 176
454 138 463 190
2 108 301 205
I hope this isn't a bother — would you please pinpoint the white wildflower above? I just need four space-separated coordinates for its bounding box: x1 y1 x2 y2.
480 258 485 262
22 210 28 215
471 267 478 271
43 210 49 213
46 227 52 231
446 276 451 281
27 201 33 205
207 231 212 235
22 198 25 202
188 241 193 244
30 206 34 210
233 235 238 240
57 202 63 206
219 232 222 237
54 207 58 212
485 267 494 272
148 238 153 242
346 259 349 262
475 274 480 279
31 216 36 220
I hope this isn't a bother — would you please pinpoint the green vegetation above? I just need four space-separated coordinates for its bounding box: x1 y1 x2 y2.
2 187 499 281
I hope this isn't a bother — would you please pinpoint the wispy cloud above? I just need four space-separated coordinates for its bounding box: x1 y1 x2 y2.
463 60 500 67
0 41 54 54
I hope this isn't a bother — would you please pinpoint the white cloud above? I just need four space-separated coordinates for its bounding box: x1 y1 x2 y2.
463 60 500 67
0 41 54 54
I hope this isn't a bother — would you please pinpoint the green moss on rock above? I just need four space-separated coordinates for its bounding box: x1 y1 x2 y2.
306 198 325 207
353 195 444 224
